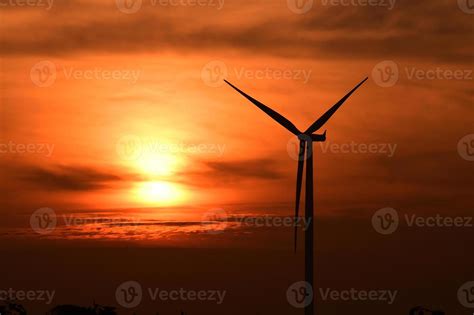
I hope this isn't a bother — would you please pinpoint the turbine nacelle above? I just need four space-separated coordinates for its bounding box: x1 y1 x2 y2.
311 131 327 142
297 131 327 142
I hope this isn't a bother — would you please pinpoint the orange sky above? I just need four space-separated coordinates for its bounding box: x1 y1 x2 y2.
0 0 472 217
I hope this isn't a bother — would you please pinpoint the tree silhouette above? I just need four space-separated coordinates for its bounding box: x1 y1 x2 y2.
0 301 27 315
48 303 116 315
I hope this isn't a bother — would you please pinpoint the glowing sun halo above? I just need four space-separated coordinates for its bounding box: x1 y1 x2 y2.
136 152 178 176
134 181 183 205
119 138 188 205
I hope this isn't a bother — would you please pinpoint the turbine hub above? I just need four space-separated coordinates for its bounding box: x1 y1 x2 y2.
297 134 312 142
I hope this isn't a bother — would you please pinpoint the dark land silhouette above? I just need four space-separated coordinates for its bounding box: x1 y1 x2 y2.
3 300 449 315
48 303 116 315
409 306 445 315
0 302 27 315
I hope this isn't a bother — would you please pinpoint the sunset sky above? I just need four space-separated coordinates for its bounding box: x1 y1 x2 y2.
0 1 473 314
0 0 472 216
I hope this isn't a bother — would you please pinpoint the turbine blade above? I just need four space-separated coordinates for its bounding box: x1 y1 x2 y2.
294 139 305 253
224 80 301 135
305 77 368 134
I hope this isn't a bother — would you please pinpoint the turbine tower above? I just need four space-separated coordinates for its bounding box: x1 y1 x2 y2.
224 77 368 315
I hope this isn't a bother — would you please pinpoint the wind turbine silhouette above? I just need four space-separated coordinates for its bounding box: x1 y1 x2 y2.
224 77 368 315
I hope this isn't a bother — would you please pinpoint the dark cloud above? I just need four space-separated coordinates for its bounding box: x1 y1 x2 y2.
177 158 286 187
206 158 284 179
0 0 471 62
7 157 286 191
18 164 125 191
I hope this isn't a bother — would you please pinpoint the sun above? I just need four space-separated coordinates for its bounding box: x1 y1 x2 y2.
133 181 184 205
136 152 179 176
118 136 189 205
